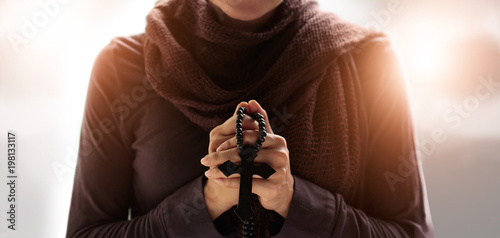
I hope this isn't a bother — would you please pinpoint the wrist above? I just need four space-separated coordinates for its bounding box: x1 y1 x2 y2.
205 194 224 220
275 176 294 218
204 180 232 220
274 194 292 218
274 206 289 219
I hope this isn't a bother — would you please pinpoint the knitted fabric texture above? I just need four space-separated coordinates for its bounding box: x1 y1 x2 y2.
144 0 381 236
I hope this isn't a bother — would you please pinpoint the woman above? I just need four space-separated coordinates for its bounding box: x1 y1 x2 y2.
66 0 434 237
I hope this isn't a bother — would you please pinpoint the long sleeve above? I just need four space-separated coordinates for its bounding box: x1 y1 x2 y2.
66 39 222 238
275 38 434 237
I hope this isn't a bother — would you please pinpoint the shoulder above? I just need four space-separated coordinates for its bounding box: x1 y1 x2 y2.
89 34 147 100
350 36 401 73
305 6 402 82
345 36 411 128
95 34 145 67
348 36 407 95
301 4 389 59
84 34 151 146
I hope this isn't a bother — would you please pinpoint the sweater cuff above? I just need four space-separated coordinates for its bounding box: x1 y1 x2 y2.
274 175 336 237
159 175 222 238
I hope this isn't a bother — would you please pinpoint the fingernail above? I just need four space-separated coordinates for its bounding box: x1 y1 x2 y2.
200 156 209 165
205 169 212 177
238 101 247 109
214 178 222 184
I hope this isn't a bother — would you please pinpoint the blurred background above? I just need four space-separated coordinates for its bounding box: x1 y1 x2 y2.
0 0 498 237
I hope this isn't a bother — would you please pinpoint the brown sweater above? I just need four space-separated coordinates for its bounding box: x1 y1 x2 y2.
66 0 434 237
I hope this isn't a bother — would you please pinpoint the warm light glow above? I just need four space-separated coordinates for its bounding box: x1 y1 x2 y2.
394 18 459 83
411 38 445 81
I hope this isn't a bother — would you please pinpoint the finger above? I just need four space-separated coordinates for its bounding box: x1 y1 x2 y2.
209 112 261 154
201 148 240 166
250 176 289 199
202 146 287 168
209 115 260 153
209 110 261 141
246 100 274 134
214 177 241 189
216 130 260 152
209 102 246 139
209 134 233 154
215 177 281 196
205 167 240 179
251 149 288 168
223 102 254 134
206 166 281 180
217 113 259 136
216 133 286 152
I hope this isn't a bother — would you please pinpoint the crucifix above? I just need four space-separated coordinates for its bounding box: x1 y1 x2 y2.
218 106 276 235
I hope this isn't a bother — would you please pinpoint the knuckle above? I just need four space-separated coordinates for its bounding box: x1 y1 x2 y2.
275 135 287 147
225 140 233 149
282 148 290 160
218 140 227 150
250 131 260 143
209 127 217 138
260 197 270 205
208 144 216 153
277 148 288 158
272 167 286 179
241 131 258 145
269 184 281 197
208 139 220 153
272 149 289 165
278 167 287 177
211 152 219 162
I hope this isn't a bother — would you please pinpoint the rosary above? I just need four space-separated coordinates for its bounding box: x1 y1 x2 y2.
218 107 276 238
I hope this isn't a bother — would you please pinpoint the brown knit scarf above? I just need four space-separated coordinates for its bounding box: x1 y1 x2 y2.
144 0 381 236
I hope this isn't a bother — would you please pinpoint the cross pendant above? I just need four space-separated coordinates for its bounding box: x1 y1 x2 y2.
218 145 276 222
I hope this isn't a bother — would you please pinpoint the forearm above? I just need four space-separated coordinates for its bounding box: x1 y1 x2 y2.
68 209 166 238
68 176 222 238
274 175 431 238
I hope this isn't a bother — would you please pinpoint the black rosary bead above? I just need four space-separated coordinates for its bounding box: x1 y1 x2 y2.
237 108 262 237
218 106 276 238
259 131 266 138
236 110 267 152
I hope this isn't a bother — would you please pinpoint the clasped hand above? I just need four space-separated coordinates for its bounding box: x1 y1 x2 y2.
201 100 294 220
